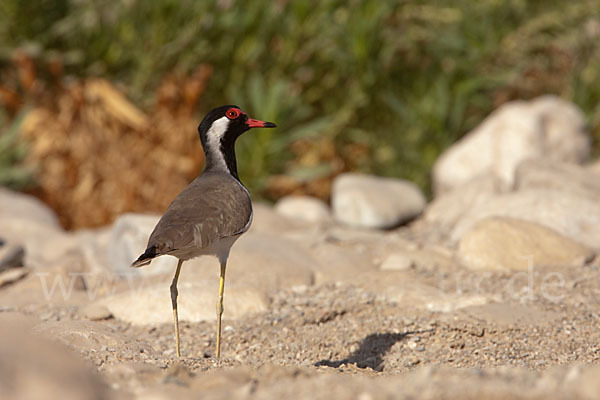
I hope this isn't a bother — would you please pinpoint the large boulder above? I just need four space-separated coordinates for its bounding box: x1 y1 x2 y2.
0 187 61 230
451 189 600 249
100 280 268 325
95 217 330 324
515 159 600 201
331 173 426 229
423 174 507 232
105 213 173 276
458 217 594 271
248 202 309 234
182 231 316 292
86 210 316 302
432 96 590 194
0 188 74 269
84 204 309 276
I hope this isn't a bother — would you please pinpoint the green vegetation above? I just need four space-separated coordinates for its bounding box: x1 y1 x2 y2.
1 0 600 194
0 109 33 189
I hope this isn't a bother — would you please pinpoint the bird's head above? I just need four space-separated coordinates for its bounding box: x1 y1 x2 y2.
197 105 276 177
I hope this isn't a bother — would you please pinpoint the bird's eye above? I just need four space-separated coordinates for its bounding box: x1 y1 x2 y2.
226 108 240 119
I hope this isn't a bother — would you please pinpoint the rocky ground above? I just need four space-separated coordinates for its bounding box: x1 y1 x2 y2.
2 95 600 399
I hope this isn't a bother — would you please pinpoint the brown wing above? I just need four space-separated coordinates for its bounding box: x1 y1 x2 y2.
146 171 252 256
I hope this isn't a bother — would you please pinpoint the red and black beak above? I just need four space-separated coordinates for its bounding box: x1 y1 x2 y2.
246 118 277 128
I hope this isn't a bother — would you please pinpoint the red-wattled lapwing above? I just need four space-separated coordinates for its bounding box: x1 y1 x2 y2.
132 105 276 358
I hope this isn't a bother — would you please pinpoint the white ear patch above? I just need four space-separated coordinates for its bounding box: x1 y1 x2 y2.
205 116 230 170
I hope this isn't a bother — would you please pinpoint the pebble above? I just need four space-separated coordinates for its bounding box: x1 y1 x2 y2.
81 303 113 321
379 252 414 271
409 341 425 352
274 195 331 223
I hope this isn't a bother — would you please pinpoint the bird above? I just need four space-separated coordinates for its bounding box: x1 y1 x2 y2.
131 105 276 358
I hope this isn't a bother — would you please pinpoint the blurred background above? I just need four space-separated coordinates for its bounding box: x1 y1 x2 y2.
0 0 599 230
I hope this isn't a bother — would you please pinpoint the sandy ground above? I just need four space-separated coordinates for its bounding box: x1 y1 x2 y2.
3 236 600 399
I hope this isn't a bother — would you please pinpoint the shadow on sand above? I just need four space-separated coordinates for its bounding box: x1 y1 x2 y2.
315 332 410 371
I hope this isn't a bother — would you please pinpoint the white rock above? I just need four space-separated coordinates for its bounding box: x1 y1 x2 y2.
379 252 414 271
76 227 113 274
0 188 74 269
0 187 61 230
99 230 316 322
458 217 594 271
90 211 316 297
106 213 176 276
182 231 316 292
274 195 331 223
102 205 314 279
515 159 600 201
432 96 590 194
451 189 600 249
80 303 113 321
331 173 426 229
2 221 76 270
248 202 303 233
101 281 268 325
424 174 507 231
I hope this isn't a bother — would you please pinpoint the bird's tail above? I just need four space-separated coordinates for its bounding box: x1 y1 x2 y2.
131 246 157 268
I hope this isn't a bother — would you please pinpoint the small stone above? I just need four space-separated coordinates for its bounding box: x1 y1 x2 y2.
380 252 413 271
408 341 425 351
81 303 113 321
274 195 331 223
470 327 485 337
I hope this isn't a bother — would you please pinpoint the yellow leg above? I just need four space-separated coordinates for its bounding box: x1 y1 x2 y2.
216 260 227 358
170 259 183 358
